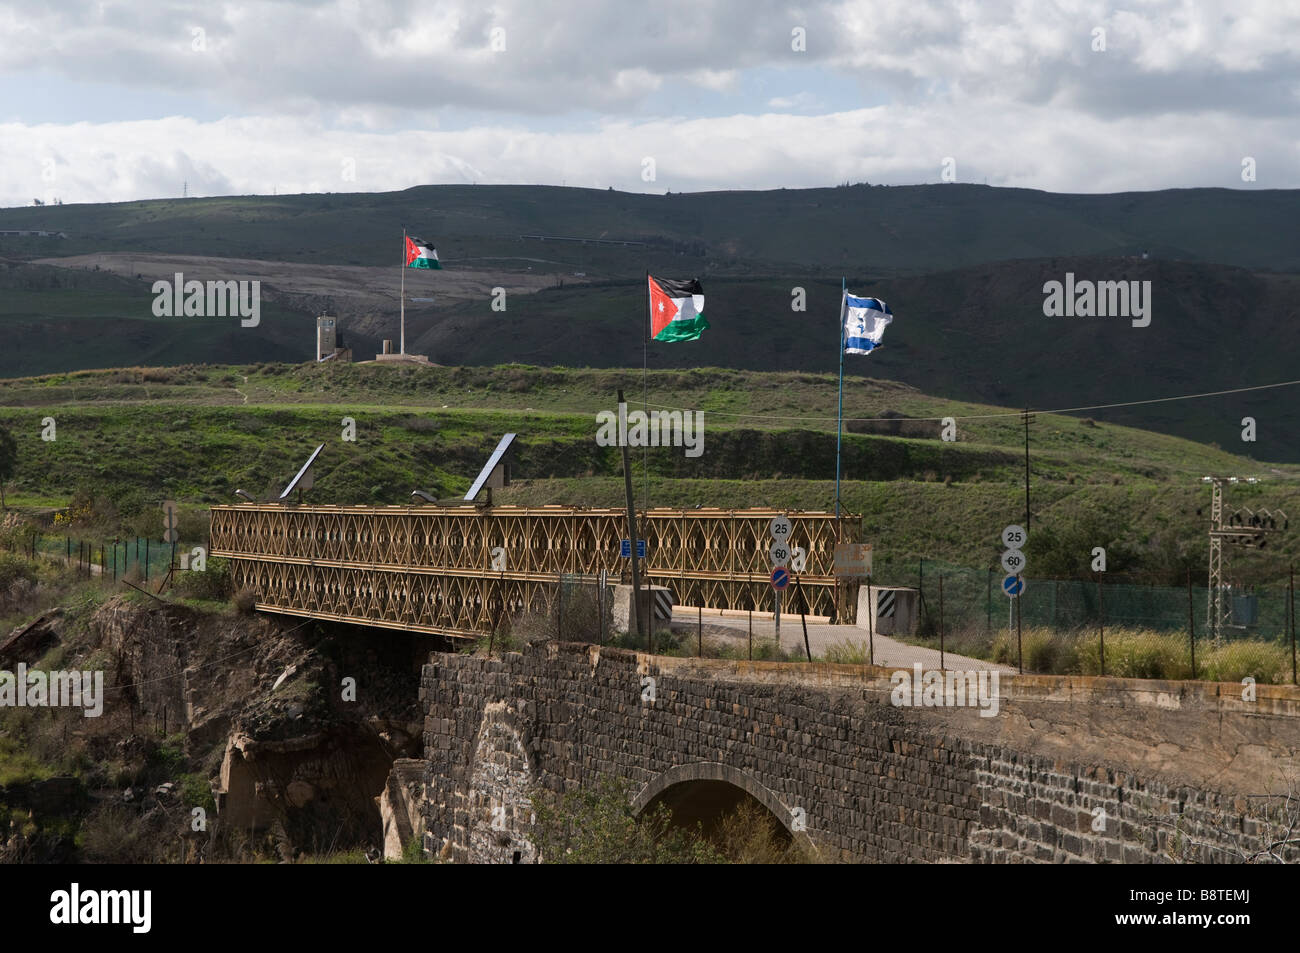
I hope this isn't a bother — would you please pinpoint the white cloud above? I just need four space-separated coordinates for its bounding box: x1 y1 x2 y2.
767 92 823 110
2 100 1296 208
0 0 1297 202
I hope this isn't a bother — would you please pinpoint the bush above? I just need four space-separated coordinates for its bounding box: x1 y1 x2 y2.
530 777 722 864
823 639 871 665
1198 640 1291 684
233 587 257 614
174 555 231 602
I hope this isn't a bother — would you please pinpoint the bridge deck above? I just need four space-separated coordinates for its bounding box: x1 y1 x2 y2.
210 504 859 638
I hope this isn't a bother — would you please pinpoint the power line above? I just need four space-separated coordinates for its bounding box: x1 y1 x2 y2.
637 377 1300 423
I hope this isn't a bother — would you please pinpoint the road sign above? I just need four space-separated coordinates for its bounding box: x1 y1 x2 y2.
833 542 873 578
1001 524 1027 549
769 515 792 541
771 566 790 590
162 500 179 544
1001 548 1027 573
790 545 807 572
769 540 792 567
1002 574 1026 598
620 539 647 559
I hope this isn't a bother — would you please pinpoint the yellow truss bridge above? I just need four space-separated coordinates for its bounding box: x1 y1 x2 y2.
209 504 858 639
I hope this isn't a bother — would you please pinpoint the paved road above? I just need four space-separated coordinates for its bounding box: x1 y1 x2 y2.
669 608 1011 672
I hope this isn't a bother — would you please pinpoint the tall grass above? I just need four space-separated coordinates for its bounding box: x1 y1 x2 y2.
983 626 1293 683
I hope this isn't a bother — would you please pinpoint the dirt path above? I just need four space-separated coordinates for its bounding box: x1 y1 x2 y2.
34 253 559 319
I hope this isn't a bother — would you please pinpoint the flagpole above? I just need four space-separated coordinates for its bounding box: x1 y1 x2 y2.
643 271 650 512
400 229 406 356
835 276 846 535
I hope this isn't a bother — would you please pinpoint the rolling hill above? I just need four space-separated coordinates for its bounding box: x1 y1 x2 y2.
2 182 1298 459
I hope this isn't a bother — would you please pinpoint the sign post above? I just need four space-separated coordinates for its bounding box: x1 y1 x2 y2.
770 566 790 650
769 516 792 651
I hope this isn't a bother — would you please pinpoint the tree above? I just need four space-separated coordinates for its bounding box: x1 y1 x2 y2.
0 425 16 510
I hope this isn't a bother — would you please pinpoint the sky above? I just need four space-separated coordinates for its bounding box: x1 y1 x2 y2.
1 0 1297 207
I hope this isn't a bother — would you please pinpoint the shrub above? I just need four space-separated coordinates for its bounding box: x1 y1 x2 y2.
823 639 871 665
1198 640 1291 684
175 556 231 602
233 587 257 614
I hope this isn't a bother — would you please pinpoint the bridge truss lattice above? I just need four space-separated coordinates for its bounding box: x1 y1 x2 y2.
209 504 858 638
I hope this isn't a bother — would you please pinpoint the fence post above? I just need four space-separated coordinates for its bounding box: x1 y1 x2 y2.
866 576 875 666
1016 575 1023 675
1290 564 1296 686
918 558 925 628
986 567 992 636
1097 575 1105 677
556 572 563 640
748 607 753 661
697 606 702 658
1187 568 1197 680
598 569 606 646
938 574 945 670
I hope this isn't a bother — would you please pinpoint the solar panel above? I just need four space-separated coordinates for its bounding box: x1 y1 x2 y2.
465 433 517 501
280 444 325 500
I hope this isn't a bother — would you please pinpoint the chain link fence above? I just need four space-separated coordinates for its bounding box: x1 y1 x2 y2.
900 558 1298 684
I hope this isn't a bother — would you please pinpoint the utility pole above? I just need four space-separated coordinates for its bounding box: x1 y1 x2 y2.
618 390 648 651
1021 408 1034 534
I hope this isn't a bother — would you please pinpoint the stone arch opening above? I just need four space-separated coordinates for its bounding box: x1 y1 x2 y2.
632 763 813 853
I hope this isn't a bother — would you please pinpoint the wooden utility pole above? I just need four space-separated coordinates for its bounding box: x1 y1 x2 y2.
1022 408 1034 534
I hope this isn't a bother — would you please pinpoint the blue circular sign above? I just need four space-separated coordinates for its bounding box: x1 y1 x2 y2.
771 567 790 590
1002 574 1025 597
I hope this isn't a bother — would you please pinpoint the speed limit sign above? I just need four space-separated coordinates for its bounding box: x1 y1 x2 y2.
769 540 791 567
770 515 792 541
1001 524 1026 549
1001 548 1027 574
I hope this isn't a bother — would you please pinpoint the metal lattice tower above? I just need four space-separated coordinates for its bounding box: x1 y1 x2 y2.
1203 476 1287 641
1205 477 1229 640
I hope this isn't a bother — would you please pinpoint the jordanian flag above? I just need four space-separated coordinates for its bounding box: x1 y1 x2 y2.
405 235 441 269
648 275 707 342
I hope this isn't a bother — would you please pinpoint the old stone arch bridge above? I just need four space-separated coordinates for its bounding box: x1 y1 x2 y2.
382 641 1300 864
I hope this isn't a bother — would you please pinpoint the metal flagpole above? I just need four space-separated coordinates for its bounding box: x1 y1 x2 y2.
400 229 406 356
644 272 650 511
835 277 846 534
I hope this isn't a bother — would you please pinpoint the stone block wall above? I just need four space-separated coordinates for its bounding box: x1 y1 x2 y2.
417 643 1300 863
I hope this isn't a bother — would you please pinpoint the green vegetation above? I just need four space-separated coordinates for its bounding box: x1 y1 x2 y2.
529 776 815 864
0 361 1295 580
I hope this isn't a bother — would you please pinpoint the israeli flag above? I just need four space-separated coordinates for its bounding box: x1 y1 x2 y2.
843 292 893 355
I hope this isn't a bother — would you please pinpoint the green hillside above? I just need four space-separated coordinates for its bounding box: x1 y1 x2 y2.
1 362 1296 584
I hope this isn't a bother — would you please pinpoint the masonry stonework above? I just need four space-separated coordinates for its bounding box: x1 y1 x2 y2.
416 642 1300 863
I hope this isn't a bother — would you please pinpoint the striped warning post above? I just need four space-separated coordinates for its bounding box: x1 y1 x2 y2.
877 590 896 618
653 589 674 621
